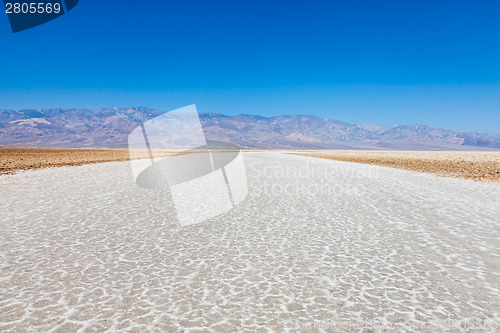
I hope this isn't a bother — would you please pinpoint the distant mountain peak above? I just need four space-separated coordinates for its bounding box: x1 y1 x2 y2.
199 111 228 119
0 107 499 150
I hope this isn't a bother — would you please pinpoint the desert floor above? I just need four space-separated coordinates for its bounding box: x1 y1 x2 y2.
0 146 176 175
2 146 500 182
291 150 500 182
0 152 499 331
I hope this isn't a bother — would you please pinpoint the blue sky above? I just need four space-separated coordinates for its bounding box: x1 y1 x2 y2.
1 0 499 133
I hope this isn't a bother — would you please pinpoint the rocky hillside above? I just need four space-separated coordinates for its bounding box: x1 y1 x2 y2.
1 107 499 150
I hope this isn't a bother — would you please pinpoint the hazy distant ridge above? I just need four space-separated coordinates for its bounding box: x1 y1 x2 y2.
1 107 499 150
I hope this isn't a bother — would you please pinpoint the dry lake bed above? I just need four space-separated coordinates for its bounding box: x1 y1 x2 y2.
1 152 499 332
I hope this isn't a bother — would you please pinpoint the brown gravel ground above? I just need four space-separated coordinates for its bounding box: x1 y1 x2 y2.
0 146 177 175
291 150 500 182
3 147 500 182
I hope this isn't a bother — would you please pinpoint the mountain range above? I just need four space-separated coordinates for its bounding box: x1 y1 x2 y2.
1 107 499 150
